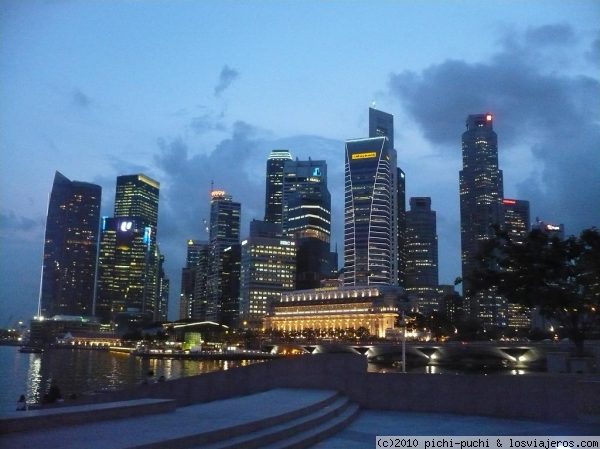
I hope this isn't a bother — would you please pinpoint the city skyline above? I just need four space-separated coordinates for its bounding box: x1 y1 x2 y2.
1 1 599 323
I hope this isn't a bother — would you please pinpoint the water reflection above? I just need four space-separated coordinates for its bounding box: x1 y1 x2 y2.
0 346 261 412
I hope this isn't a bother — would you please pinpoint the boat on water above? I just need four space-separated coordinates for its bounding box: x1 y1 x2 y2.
19 346 44 353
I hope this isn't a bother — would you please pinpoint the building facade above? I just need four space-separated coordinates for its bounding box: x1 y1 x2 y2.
459 114 505 327
240 226 296 329
264 149 293 226
264 285 403 338
502 199 530 245
405 197 439 313
39 171 101 318
206 190 241 326
282 158 331 289
179 240 209 320
96 174 161 322
344 136 398 286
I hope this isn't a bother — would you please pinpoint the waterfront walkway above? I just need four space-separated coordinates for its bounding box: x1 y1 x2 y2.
1 388 597 449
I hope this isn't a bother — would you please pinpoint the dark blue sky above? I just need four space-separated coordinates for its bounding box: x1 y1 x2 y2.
1 0 599 324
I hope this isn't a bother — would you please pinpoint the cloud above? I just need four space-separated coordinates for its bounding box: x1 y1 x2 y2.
388 23 600 237
0 210 42 236
587 32 600 66
152 124 343 319
525 23 576 46
72 89 92 108
214 65 240 97
189 111 227 135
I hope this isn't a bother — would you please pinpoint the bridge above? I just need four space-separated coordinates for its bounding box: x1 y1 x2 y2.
266 340 598 371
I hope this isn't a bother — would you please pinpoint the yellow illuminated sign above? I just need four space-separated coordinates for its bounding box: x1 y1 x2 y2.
351 152 377 160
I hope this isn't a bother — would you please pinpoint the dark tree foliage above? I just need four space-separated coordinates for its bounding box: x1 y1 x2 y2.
471 227 600 354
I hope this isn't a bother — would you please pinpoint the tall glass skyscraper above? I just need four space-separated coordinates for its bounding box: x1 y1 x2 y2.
459 113 505 327
96 174 161 322
264 149 293 226
206 189 241 326
405 197 439 312
39 171 101 317
282 159 331 289
344 136 397 285
502 199 530 245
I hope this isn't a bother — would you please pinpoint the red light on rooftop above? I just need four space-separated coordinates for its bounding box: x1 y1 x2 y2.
503 199 516 205
486 114 493 121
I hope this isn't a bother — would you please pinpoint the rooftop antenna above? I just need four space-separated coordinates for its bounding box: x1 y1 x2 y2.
371 101 376 108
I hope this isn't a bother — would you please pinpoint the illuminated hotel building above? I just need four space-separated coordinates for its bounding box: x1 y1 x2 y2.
96 174 161 322
344 135 398 286
206 189 241 326
241 221 296 329
405 197 439 312
264 285 402 338
459 113 506 327
39 171 101 317
264 149 293 226
282 159 331 289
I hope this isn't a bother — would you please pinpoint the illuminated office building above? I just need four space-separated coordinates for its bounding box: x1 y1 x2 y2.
532 219 565 240
156 250 169 322
502 199 530 245
39 171 101 317
344 108 403 287
282 159 332 289
179 240 209 320
405 197 439 312
96 174 161 322
459 114 505 327
206 190 241 326
344 136 398 286
241 221 296 329
264 149 293 226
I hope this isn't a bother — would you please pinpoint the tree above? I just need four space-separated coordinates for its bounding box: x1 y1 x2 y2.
471 227 600 355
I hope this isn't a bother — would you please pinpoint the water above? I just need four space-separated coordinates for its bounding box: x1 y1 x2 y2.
0 345 256 413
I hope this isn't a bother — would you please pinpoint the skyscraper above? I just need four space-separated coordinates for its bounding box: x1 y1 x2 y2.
344 108 400 286
264 149 293 226
179 239 209 320
405 197 439 312
502 199 530 245
96 174 161 322
344 136 397 285
240 220 296 329
459 113 505 327
282 158 331 289
39 171 101 317
206 189 241 326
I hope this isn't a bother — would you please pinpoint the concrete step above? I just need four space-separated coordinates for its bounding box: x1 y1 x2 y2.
0 388 343 449
197 396 354 449
0 398 177 434
261 403 360 449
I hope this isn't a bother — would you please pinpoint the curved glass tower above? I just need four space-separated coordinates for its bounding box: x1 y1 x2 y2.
344 136 397 285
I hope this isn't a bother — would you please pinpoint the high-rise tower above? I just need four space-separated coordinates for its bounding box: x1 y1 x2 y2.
96 174 161 322
502 199 530 245
39 171 101 317
206 189 241 326
282 159 331 289
405 197 439 312
264 149 293 226
459 113 505 326
344 108 400 286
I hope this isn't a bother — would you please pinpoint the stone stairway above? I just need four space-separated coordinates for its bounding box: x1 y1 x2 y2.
0 389 359 449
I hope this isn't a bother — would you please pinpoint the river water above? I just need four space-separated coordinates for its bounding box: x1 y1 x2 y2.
0 345 256 413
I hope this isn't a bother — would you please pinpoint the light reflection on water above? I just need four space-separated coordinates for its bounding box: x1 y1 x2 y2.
0 346 259 413
368 363 534 375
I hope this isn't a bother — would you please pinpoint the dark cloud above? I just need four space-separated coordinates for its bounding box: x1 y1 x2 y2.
587 33 600 66
72 89 91 108
214 65 240 97
388 23 600 237
525 23 576 46
189 111 227 135
152 124 343 318
0 210 42 235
